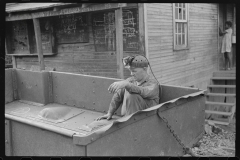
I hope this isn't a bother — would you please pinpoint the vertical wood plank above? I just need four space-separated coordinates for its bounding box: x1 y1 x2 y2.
5 120 12 156
217 4 220 70
233 5 236 35
138 3 145 56
5 22 13 55
187 3 190 48
115 8 124 79
12 56 16 68
33 18 45 70
143 3 151 76
172 3 176 50
5 39 16 68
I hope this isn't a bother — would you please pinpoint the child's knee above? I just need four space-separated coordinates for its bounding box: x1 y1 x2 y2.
125 93 142 101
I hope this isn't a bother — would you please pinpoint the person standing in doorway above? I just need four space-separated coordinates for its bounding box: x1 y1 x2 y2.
219 21 233 70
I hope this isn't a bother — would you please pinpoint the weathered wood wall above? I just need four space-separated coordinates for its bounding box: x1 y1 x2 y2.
10 3 233 87
13 5 141 79
14 12 118 78
146 3 219 89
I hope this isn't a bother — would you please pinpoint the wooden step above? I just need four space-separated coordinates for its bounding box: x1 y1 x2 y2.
205 101 235 106
205 110 232 116
205 119 229 126
211 77 235 80
208 85 236 88
206 93 235 97
213 71 236 77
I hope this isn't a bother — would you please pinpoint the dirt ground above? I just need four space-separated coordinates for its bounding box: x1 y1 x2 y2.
184 117 236 157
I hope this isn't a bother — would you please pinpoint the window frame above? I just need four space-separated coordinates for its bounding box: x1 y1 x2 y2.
5 19 56 56
173 3 189 50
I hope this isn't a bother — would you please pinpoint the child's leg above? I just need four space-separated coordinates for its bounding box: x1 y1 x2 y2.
223 52 228 70
226 52 232 69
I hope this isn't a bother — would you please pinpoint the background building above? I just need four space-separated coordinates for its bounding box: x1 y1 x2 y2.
5 3 236 89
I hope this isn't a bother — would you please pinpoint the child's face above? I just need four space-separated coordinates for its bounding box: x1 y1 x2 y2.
129 67 146 82
225 24 230 29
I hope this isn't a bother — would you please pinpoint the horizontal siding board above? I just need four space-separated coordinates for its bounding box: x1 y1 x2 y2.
147 3 172 9
148 47 217 59
148 33 173 37
189 19 218 23
158 64 215 84
154 56 217 80
151 55 217 73
150 48 218 68
149 50 218 62
190 6 218 11
147 25 173 29
148 41 218 48
161 66 214 86
148 44 217 53
147 19 173 23
189 23 217 27
147 21 173 25
155 57 217 75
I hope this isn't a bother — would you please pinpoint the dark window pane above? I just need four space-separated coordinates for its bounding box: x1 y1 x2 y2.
178 34 181 45
178 23 181 33
183 9 186 20
182 23 185 33
179 8 182 20
175 8 178 19
176 23 178 33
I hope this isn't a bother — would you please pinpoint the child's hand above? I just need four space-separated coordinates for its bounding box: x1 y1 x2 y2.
219 27 223 36
96 113 113 121
108 81 129 94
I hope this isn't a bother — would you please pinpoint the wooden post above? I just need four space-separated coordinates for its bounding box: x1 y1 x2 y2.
217 4 220 70
115 8 124 79
138 3 145 56
232 5 236 68
12 56 16 68
33 18 45 70
5 39 16 68
143 4 150 75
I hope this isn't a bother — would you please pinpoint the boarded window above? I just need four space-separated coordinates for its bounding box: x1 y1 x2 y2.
7 20 30 54
173 3 189 50
123 8 139 51
92 11 116 52
6 19 55 55
29 17 55 54
55 13 89 44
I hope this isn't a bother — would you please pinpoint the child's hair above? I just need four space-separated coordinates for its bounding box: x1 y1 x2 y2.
225 21 232 27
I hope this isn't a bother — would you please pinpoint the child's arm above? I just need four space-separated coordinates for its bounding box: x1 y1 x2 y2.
219 27 227 36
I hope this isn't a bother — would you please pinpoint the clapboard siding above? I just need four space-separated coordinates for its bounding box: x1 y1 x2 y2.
147 3 218 89
155 55 218 75
151 51 218 69
158 62 215 83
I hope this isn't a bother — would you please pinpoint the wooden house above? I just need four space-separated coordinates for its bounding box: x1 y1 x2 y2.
5 3 236 90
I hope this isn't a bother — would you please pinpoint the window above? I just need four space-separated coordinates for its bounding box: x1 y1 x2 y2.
5 19 56 55
173 3 189 50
